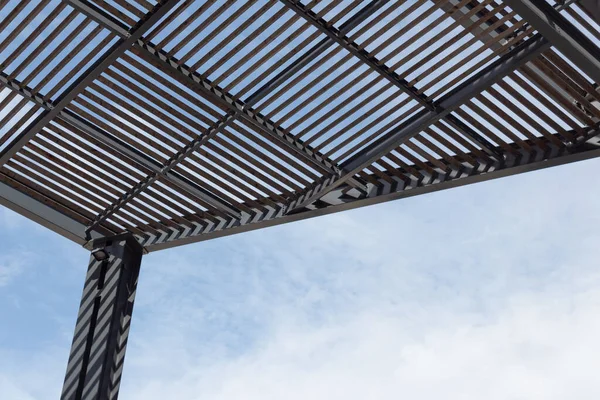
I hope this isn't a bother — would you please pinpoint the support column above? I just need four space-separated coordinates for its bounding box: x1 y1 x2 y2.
61 234 144 400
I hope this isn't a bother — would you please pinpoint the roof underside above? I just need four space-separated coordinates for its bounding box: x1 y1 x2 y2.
1 0 599 252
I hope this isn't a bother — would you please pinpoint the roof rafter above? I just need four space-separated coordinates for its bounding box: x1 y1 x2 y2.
439 0 582 118
286 34 552 213
0 0 180 165
243 0 389 105
65 0 370 191
503 0 600 84
68 0 396 233
133 43 347 178
278 0 504 159
146 133 600 251
0 72 241 232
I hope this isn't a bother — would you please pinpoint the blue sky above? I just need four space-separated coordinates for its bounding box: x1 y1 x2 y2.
2 156 600 399
2 1 600 399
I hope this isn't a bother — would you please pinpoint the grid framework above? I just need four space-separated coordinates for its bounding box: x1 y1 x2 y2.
3 1 600 399
1 0 599 253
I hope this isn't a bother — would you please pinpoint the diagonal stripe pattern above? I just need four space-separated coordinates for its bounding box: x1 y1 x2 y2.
61 235 143 400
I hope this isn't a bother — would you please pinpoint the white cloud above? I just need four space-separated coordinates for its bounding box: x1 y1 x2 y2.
0 206 25 229
0 376 36 400
120 279 600 400
1 159 600 400
111 159 600 400
0 255 26 287
0 347 68 400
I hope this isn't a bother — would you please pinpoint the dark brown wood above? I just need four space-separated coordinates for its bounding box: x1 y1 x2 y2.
1 0 599 250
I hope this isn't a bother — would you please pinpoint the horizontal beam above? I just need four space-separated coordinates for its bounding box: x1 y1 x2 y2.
345 34 549 171
445 114 504 159
438 0 581 114
286 34 551 212
0 72 242 223
279 0 503 159
60 111 242 219
503 0 600 84
278 0 433 108
344 36 550 173
0 0 180 166
0 178 104 244
144 136 600 252
66 0 369 192
245 0 389 105
135 43 341 174
64 0 130 37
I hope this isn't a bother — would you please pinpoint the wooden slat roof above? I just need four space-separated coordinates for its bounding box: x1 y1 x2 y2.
1 0 599 251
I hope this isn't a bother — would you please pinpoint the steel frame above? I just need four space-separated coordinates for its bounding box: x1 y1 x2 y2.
286 34 551 212
279 0 504 159
64 0 382 234
439 0 581 109
65 0 363 179
0 0 180 165
1 72 243 225
148 132 600 251
503 0 600 84
2 2 600 399
61 233 143 400
0 0 598 252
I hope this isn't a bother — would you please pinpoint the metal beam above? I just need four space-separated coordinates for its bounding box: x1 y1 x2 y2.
278 0 433 109
0 72 242 223
278 0 503 159
0 0 180 166
62 111 242 219
285 34 551 212
62 0 391 231
438 0 580 116
444 114 504 159
63 0 130 37
245 0 389 105
61 234 143 400
65 0 372 190
503 0 600 84
145 134 600 252
134 44 348 177
0 178 104 244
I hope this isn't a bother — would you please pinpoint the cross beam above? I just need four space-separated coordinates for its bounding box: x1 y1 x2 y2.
66 0 390 233
0 72 242 223
133 43 350 178
244 0 389 105
286 34 552 212
438 0 581 115
66 0 375 187
144 131 600 251
0 0 180 166
278 0 434 109
279 0 506 159
0 176 105 244
503 0 600 84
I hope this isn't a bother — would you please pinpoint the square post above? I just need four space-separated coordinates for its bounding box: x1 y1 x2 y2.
61 234 144 400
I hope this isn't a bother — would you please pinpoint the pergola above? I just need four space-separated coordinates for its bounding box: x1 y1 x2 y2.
1 1 599 399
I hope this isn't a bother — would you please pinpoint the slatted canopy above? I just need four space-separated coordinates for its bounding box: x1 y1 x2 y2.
1 0 600 252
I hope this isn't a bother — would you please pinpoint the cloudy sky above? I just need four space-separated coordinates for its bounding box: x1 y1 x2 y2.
2 156 600 400
2 1 600 399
